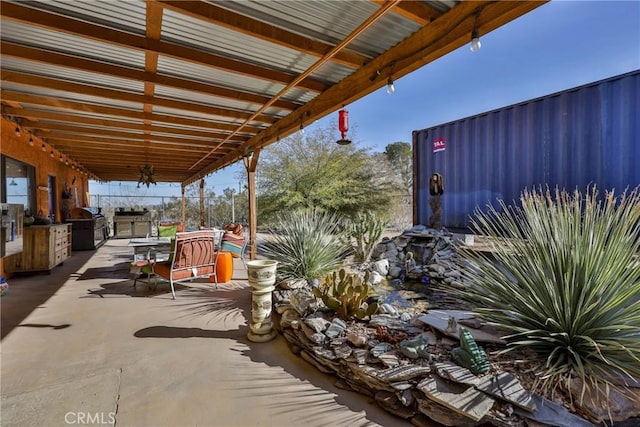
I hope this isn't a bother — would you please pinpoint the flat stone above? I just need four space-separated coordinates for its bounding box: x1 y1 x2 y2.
378 352 400 368
324 318 347 338
369 314 410 330
371 342 393 357
378 365 431 383
312 346 337 361
375 391 415 419
475 372 535 412
434 362 479 385
333 343 352 359
514 393 594 427
417 310 506 344
304 316 330 333
300 351 334 374
418 376 495 422
352 348 368 365
416 397 479 427
300 322 327 344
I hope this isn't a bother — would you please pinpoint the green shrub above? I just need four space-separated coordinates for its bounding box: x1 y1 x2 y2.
345 211 388 263
261 209 348 283
457 186 640 398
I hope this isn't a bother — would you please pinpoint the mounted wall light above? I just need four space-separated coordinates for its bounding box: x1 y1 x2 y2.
386 77 395 94
299 117 305 136
50 150 55 158
41 142 46 151
59 154 63 162
29 135 34 146
14 125 20 137
336 108 351 145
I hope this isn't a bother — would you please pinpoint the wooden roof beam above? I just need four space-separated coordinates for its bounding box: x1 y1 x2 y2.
372 0 442 25
0 91 265 133
8 108 247 141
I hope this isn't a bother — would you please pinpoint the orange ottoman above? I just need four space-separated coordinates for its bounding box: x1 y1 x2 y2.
212 251 233 283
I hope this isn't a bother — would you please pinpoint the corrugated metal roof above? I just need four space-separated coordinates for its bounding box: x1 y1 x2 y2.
18 0 148 34
156 55 288 96
1 57 144 93
1 81 144 110
0 20 145 69
154 85 286 118
162 8 330 79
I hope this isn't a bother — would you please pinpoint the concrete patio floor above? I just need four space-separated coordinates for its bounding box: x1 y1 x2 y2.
1 238 407 427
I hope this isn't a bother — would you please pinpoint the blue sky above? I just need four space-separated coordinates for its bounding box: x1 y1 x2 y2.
91 0 640 200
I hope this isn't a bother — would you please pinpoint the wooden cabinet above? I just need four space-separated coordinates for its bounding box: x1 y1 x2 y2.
4 224 71 273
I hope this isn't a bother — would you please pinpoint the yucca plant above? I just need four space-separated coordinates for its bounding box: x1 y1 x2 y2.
261 208 348 283
456 186 640 401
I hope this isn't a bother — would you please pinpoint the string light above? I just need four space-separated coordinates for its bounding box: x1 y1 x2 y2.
386 77 395 94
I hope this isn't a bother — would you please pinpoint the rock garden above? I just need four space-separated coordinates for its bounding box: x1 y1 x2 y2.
259 188 640 427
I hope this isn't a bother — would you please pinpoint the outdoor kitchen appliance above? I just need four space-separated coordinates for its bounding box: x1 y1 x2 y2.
113 208 152 239
67 207 108 250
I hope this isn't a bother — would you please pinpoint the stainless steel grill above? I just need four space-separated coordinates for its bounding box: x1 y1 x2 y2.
67 207 108 250
113 209 152 238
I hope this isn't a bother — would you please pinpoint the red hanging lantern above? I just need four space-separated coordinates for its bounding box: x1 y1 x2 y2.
337 108 352 145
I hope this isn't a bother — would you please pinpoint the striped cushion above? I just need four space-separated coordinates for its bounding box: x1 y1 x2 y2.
221 234 245 258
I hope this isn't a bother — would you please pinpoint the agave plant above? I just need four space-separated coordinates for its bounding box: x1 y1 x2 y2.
456 186 640 399
261 208 348 283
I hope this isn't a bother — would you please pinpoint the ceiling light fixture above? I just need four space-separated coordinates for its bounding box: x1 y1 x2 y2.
138 162 156 188
386 77 395 94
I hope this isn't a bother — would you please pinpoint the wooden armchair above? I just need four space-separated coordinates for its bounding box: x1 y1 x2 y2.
152 230 219 299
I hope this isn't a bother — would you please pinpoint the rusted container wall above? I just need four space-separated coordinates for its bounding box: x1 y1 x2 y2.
413 70 640 230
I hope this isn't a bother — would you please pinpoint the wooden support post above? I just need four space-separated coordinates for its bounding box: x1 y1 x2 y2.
243 148 260 261
199 178 205 227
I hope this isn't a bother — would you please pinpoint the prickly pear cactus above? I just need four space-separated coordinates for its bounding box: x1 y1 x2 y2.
452 326 489 374
312 268 378 320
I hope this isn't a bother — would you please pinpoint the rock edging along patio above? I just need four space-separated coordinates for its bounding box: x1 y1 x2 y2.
272 289 596 427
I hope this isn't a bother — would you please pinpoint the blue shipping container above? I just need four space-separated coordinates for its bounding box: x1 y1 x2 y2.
413 70 640 230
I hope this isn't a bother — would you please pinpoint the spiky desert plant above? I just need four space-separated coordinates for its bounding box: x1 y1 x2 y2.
261 208 348 283
457 186 640 399
344 211 388 263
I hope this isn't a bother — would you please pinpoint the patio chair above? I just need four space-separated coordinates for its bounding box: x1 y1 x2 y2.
152 230 219 299
221 230 249 267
